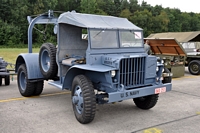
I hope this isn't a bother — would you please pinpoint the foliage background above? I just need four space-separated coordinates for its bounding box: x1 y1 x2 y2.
0 0 200 48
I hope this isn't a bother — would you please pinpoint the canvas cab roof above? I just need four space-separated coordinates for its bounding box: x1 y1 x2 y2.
58 11 142 30
145 38 186 56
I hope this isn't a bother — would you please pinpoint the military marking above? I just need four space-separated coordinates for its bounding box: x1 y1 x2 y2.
104 60 112 65
120 91 139 98
130 90 139 96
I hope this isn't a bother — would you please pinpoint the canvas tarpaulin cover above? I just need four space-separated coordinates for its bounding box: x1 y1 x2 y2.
58 11 142 30
148 32 200 42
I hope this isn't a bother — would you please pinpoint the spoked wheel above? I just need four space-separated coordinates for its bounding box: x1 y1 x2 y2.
72 75 96 124
188 60 200 75
133 94 159 110
39 43 57 79
17 64 35 97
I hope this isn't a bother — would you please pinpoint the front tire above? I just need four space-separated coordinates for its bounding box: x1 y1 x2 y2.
133 94 159 110
188 60 200 75
71 75 96 124
17 64 35 97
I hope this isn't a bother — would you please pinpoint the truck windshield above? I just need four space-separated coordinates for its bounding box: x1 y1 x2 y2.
90 29 143 49
120 31 143 47
90 29 118 48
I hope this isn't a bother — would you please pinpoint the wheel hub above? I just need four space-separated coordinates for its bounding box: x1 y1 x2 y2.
72 96 79 104
19 71 26 91
73 86 83 114
192 64 199 71
41 49 50 72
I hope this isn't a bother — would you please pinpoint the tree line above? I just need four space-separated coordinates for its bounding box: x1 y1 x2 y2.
0 0 200 47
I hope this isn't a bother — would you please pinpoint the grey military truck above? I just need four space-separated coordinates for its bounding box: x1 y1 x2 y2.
15 10 172 124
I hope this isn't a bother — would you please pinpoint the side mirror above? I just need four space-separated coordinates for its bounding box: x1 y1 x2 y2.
54 24 58 34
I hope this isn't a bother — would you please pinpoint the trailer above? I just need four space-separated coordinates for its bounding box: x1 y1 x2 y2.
0 57 14 85
147 32 200 76
145 37 200 76
144 38 186 77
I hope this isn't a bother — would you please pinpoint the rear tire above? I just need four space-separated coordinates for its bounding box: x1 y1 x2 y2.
133 94 159 110
17 64 35 97
34 80 44 96
39 43 58 79
188 60 200 75
71 75 96 124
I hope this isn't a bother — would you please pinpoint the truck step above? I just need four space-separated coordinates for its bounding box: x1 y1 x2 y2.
48 81 62 89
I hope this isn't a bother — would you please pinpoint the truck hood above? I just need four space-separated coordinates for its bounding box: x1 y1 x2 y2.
101 54 146 68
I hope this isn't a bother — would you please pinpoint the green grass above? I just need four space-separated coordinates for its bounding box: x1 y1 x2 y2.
0 48 40 64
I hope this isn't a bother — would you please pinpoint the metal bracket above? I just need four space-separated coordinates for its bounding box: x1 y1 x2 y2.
27 10 58 53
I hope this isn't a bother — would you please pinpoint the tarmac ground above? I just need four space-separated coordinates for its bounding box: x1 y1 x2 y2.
0 68 200 133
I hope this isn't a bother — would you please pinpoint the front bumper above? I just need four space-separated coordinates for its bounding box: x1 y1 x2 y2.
108 83 172 103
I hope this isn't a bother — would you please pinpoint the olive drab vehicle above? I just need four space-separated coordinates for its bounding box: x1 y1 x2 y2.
145 38 200 77
147 32 200 76
15 10 172 124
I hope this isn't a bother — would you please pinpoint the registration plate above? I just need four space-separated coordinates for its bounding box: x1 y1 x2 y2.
155 87 166 94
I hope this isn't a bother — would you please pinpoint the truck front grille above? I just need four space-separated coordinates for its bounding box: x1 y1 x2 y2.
119 57 145 88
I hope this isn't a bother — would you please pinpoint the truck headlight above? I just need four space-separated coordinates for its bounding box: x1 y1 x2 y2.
111 70 116 77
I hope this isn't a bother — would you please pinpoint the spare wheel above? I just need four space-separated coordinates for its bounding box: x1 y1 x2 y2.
39 43 58 79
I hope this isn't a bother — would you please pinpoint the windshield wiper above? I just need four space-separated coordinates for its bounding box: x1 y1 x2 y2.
93 29 104 38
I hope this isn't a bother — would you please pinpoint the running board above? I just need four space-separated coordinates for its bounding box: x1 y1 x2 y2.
48 81 62 90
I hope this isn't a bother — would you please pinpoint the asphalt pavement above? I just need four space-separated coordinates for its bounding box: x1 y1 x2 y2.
0 68 200 133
